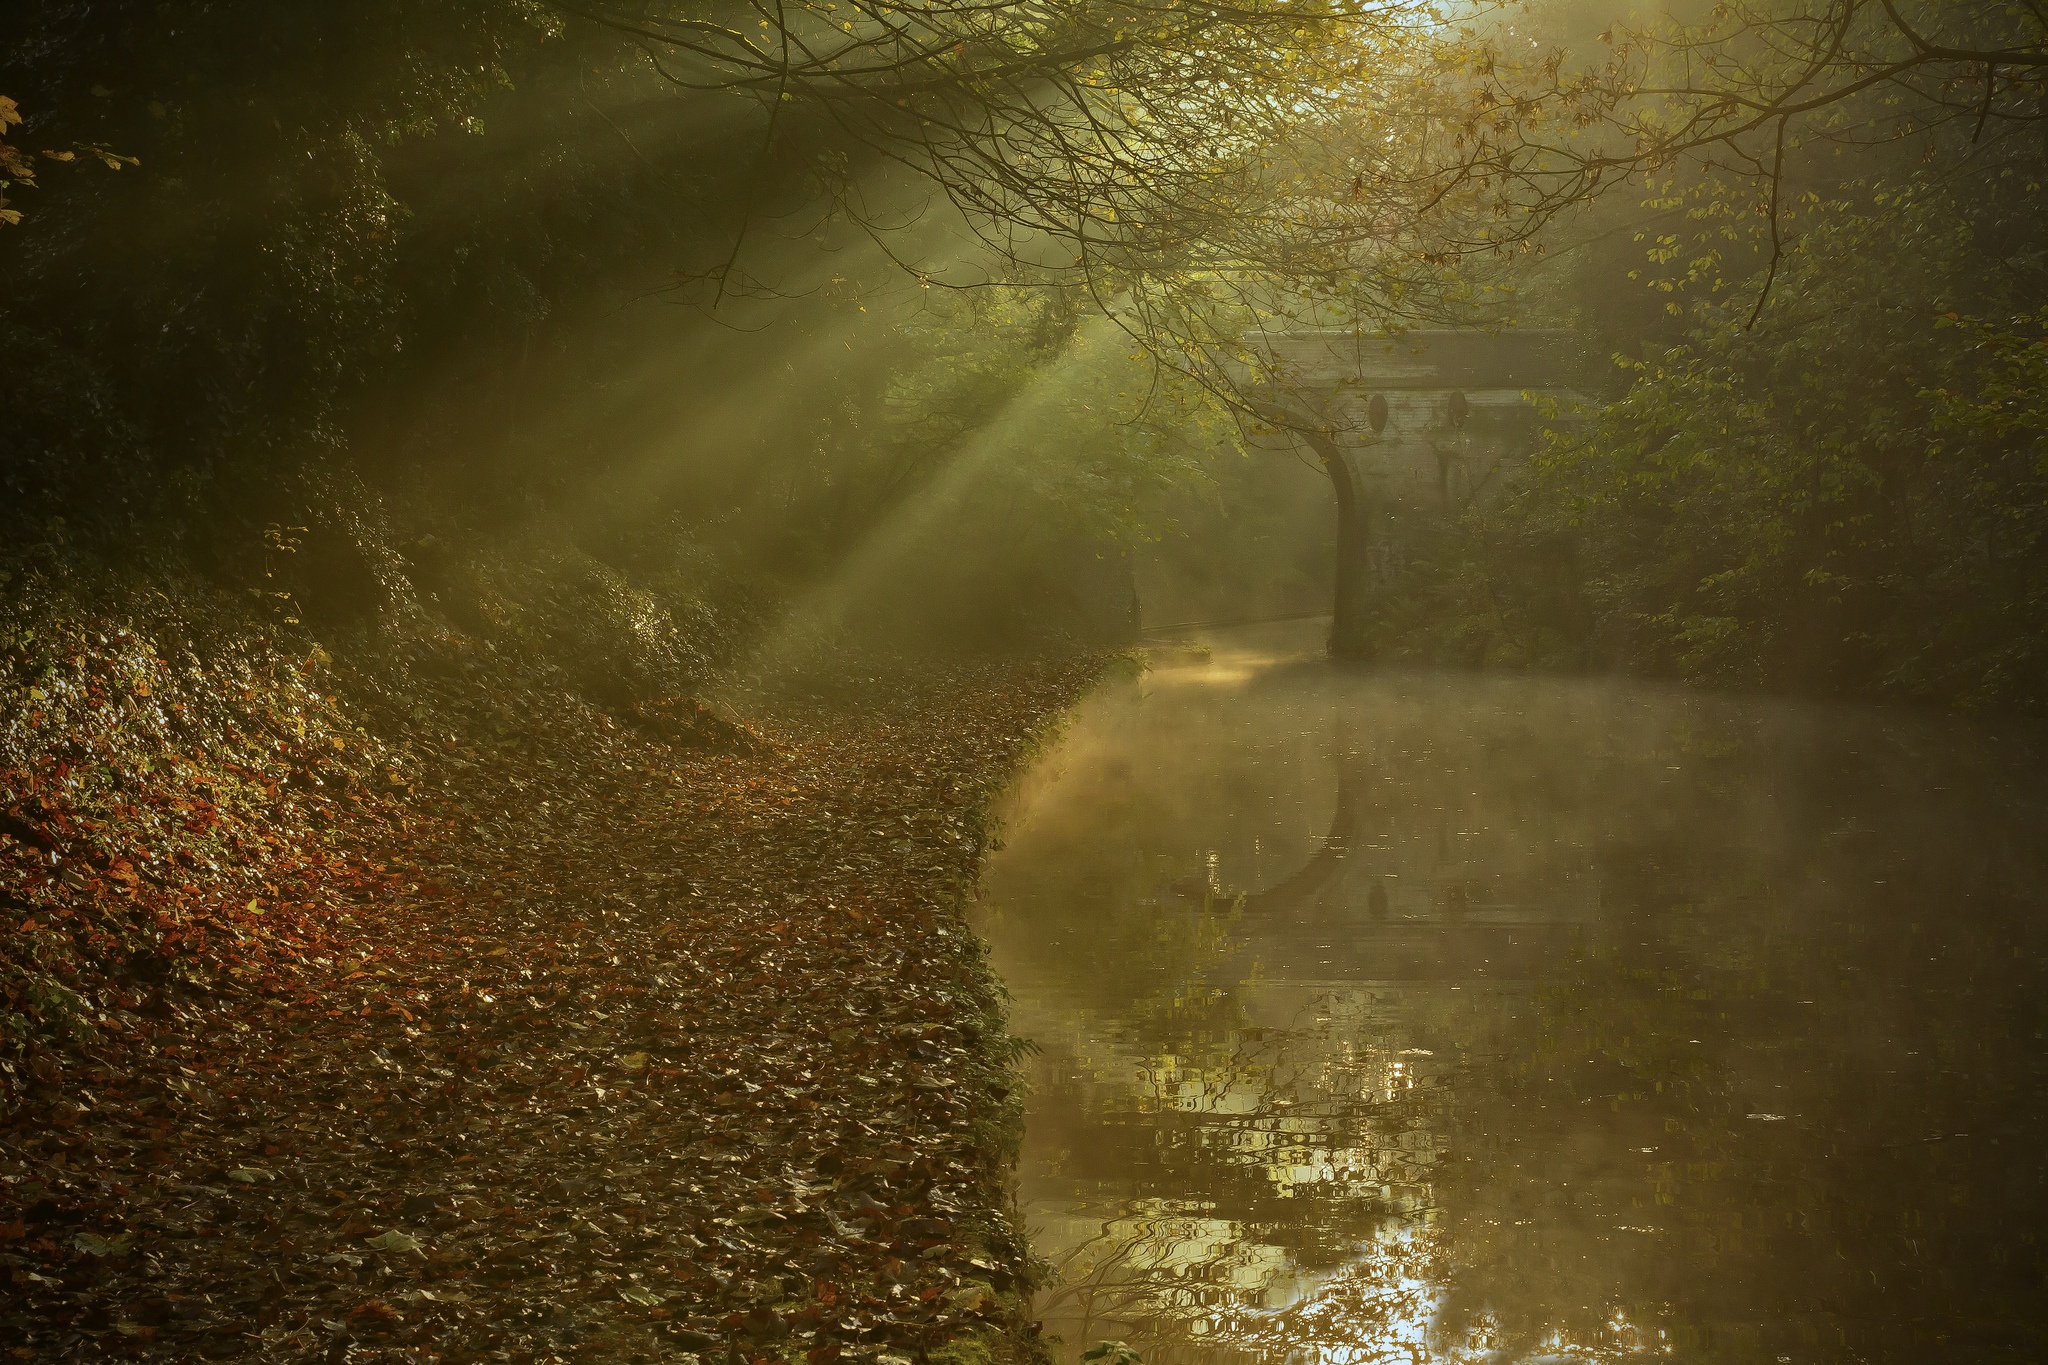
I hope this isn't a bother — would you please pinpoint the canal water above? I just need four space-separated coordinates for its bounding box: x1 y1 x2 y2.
971 624 2048 1365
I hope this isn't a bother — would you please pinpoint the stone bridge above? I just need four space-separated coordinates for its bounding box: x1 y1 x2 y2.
1257 328 1584 510
1247 329 1586 654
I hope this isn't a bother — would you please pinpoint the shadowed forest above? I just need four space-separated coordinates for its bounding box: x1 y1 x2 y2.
1 2 2043 1363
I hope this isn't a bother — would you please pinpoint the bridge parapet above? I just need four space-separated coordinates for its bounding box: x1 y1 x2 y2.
1250 329 1584 511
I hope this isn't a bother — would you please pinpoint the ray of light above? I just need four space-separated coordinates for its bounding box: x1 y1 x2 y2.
732 311 1126 685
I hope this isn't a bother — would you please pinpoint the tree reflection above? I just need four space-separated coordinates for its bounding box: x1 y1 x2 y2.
986 645 2048 1364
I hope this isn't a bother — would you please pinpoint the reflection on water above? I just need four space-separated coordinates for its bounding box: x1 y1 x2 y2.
972 624 2048 1365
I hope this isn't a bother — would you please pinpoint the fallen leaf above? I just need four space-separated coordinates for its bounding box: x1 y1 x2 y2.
73 1231 136 1257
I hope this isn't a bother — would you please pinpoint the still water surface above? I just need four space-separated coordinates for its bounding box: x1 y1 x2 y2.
972 625 2048 1365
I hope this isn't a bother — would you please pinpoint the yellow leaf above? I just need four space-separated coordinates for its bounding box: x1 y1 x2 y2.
90 83 112 97
42 149 75 162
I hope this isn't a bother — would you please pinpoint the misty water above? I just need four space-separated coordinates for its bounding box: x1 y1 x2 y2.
972 623 2048 1365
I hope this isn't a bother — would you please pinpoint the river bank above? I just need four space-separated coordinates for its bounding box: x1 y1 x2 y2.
1 584 1106 1364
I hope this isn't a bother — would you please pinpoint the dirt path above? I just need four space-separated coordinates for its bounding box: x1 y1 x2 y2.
2 649 1103 1364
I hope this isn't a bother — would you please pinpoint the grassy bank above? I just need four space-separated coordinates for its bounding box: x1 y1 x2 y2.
1 553 1104 1364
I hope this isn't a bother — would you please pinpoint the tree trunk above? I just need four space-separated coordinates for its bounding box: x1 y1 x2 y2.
1302 430 1374 659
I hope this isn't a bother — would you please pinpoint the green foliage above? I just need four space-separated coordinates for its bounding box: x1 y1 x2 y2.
1381 177 2048 710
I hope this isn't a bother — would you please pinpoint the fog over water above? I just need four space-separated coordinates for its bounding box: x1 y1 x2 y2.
974 623 2048 1365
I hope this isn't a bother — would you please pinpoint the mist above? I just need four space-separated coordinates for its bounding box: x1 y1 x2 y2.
2 3 2041 1363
